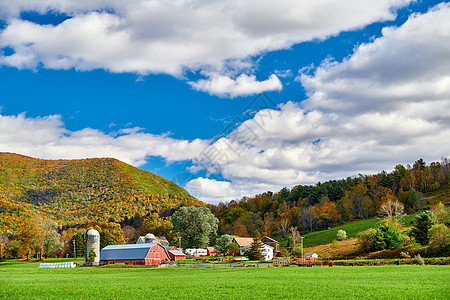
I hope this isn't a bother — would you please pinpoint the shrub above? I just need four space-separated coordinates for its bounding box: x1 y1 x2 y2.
337 230 347 241
428 223 450 252
413 254 425 265
290 246 303 258
357 228 377 252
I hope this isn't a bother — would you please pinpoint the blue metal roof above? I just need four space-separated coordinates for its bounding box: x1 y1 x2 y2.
100 243 157 260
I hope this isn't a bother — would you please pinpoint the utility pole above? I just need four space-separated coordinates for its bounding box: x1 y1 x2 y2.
73 240 76 259
178 236 181 249
1 243 3 260
300 237 304 263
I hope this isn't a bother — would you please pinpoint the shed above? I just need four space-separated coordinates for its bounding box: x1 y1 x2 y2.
100 243 169 265
165 246 186 261
206 247 217 256
304 253 318 259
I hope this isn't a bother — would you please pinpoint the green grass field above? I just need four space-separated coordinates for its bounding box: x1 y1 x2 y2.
1 259 449 299
302 214 418 247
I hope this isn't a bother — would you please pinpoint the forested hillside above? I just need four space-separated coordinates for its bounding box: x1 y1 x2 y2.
214 158 449 239
0 153 203 235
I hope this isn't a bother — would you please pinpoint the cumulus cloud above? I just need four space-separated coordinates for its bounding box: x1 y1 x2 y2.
190 4 450 203
0 0 411 96
189 74 282 98
0 113 207 167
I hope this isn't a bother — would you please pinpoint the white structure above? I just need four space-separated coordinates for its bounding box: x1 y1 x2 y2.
144 233 156 243
39 262 76 268
184 248 208 257
240 244 274 261
304 253 318 259
86 229 100 264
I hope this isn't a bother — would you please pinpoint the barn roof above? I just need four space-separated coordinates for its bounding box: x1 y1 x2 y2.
169 250 186 257
261 236 278 243
100 243 157 260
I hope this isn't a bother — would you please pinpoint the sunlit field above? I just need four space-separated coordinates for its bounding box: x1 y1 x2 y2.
1 259 449 299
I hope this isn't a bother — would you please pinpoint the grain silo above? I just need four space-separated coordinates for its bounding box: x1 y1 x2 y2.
86 229 100 264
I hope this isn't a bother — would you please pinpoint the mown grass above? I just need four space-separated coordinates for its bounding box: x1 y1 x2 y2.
1 259 449 299
302 214 418 247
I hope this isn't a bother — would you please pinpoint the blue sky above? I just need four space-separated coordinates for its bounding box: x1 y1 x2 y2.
0 0 449 204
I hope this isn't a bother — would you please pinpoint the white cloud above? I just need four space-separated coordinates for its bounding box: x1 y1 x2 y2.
0 113 207 167
190 3 450 203
0 0 412 97
189 74 282 98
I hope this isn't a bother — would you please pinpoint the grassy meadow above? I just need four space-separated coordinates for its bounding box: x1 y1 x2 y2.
1 259 449 299
301 214 418 247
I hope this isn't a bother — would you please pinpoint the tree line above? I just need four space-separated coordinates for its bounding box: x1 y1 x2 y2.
212 158 449 240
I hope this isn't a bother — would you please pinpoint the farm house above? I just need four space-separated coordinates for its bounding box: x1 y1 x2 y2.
165 246 186 261
232 237 274 260
231 237 254 255
261 237 280 255
100 243 170 265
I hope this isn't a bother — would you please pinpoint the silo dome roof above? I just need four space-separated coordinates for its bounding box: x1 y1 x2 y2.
145 233 155 239
87 229 100 236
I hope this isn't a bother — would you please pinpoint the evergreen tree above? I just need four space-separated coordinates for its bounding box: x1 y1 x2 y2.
411 211 435 245
248 231 264 261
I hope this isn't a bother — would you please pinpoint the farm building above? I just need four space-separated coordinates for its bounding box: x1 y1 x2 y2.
232 237 274 260
206 247 217 256
231 237 254 255
100 243 170 265
261 237 280 254
165 246 186 261
185 249 208 257
240 243 274 261
136 234 169 246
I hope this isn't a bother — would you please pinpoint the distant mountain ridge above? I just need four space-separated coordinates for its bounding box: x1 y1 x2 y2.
0 153 203 234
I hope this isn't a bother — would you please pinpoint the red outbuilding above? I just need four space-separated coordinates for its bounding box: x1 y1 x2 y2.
100 243 170 265
165 246 186 261
206 247 217 256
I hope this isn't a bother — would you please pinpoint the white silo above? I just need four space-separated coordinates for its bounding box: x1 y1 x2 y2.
144 233 156 243
86 229 100 264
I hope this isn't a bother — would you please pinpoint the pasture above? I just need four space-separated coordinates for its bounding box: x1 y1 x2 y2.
1 259 449 299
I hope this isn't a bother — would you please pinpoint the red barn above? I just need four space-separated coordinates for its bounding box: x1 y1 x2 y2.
100 243 169 265
165 246 186 261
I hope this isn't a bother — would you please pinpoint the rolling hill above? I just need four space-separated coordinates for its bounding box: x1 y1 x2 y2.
0 153 203 234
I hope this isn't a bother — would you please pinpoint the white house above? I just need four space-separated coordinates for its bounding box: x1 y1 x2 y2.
240 243 274 261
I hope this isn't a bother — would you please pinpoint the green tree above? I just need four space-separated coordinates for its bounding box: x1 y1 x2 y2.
227 242 240 255
371 218 404 251
215 234 233 255
172 206 218 248
411 211 435 245
100 230 115 249
88 248 97 262
247 231 264 261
